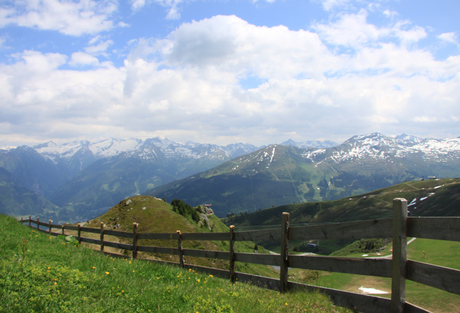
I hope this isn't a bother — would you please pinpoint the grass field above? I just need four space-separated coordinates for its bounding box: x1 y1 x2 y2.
288 238 460 313
0 214 350 313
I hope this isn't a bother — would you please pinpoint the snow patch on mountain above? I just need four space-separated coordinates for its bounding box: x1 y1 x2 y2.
302 133 460 163
34 137 259 163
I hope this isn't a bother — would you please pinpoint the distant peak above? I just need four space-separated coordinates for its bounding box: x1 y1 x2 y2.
395 133 421 143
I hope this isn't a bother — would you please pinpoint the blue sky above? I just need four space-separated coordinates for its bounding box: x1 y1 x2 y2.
0 0 459 147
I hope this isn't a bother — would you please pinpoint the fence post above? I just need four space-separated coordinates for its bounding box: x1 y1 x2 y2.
37 217 39 229
177 230 184 267
29 216 31 228
280 212 290 293
229 225 236 283
78 224 82 244
49 220 52 234
391 198 408 313
133 223 139 259
100 222 105 252
61 225 65 236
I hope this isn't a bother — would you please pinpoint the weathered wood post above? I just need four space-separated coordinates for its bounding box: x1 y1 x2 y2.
391 198 408 313
61 225 65 236
100 222 105 252
37 217 39 229
78 224 82 244
49 220 52 234
229 225 236 283
132 223 139 259
29 216 31 227
280 212 290 293
177 230 184 267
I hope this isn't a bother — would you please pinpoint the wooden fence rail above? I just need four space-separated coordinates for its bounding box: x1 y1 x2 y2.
19 198 460 313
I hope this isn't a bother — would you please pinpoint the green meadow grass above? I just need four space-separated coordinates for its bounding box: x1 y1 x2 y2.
295 238 460 313
0 215 350 313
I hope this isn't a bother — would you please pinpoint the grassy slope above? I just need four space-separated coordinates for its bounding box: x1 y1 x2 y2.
224 178 460 255
223 178 460 312
84 195 277 278
0 214 350 313
224 178 460 226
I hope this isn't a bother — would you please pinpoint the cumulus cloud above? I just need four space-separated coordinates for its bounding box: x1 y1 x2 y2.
0 0 117 36
1 13 459 146
69 52 100 67
162 15 336 79
313 9 427 51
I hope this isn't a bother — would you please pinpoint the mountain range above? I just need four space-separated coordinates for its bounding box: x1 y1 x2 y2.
1 132 459 221
146 133 460 217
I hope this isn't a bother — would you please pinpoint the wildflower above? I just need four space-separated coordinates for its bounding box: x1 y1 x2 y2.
92 267 96 269
105 272 110 275
209 275 213 278
197 279 200 283
285 303 288 306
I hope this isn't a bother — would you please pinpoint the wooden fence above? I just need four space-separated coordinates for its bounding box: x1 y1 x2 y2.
20 198 460 313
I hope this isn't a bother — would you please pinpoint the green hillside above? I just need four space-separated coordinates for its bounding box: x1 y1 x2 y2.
223 178 460 254
85 195 276 277
0 214 350 313
224 178 460 227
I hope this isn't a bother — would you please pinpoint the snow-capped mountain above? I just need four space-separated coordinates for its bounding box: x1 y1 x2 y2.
147 133 460 217
34 137 258 164
302 132 460 163
2 132 460 221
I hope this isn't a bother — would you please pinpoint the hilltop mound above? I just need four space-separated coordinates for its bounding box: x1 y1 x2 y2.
87 195 225 234
84 195 275 277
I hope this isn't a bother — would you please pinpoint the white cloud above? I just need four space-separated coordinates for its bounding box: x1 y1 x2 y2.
313 9 427 50
131 0 146 11
162 15 336 79
313 9 387 48
319 0 352 11
131 0 183 18
69 52 100 67
85 39 114 55
438 32 459 46
383 9 398 19
0 0 117 36
1 14 460 146
413 116 438 123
